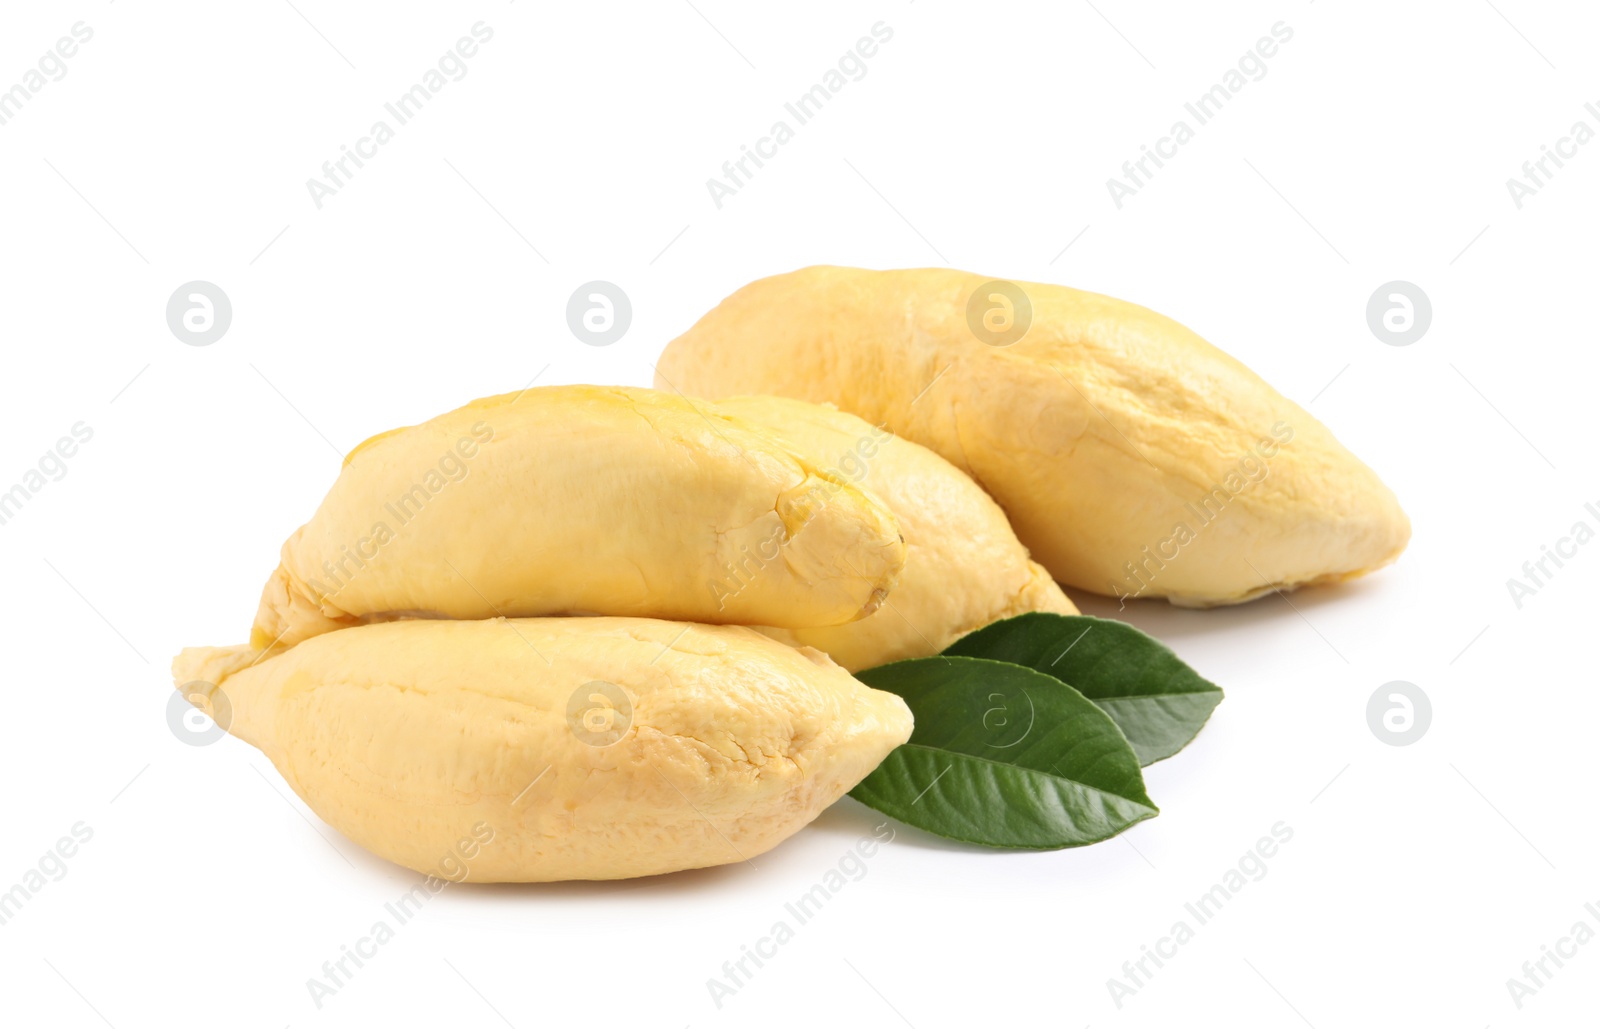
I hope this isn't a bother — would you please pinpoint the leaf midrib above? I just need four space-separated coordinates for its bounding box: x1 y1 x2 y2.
890 741 1157 814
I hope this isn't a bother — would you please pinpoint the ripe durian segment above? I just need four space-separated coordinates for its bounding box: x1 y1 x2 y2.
251 385 906 650
174 617 913 882
656 266 1410 606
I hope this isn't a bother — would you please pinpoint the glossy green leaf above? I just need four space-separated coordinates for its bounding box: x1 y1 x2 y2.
849 657 1157 849
944 613 1223 765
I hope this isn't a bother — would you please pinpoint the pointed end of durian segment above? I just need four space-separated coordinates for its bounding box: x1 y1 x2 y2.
171 644 262 700
250 562 327 652
1383 500 1414 568
250 566 295 652
250 564 354 652
869 682 915 751
172 643 280 752
171 640 262 736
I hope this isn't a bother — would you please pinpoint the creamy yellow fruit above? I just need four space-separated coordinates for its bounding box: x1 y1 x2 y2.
173 617 912 882
715 396 1077 670
251 385 906 649
656 266 1411 606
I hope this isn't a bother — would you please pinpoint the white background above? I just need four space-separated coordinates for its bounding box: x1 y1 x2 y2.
0 1 1594 1026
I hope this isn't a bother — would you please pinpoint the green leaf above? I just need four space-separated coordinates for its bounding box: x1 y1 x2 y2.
944 612 1223 765
848 656 1157 849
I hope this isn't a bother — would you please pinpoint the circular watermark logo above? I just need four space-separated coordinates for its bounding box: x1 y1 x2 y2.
966 280 1032 347
979 681 1036 750
166 281 233 347
168 681 232 746
566 281 631 347
1365 281 1430 347
566 680 632 746
1366 680 1431 746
